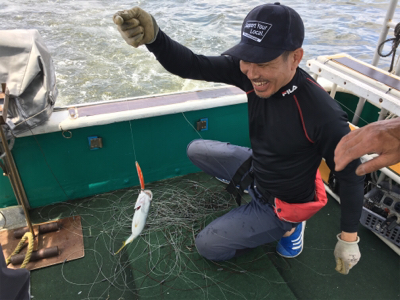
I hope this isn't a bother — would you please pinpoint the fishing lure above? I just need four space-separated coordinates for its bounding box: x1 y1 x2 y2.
115 161 153 255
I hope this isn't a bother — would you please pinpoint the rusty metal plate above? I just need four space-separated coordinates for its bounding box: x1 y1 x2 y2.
0 216 84 270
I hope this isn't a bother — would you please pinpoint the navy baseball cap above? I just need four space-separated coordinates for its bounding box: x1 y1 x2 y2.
222 3 304 63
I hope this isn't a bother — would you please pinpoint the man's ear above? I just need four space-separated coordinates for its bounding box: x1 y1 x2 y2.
291 48 304 70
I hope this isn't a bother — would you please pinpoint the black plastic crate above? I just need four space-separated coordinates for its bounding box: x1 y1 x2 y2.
360 207 400 247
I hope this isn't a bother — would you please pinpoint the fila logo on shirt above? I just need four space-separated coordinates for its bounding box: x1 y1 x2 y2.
282 85 297 96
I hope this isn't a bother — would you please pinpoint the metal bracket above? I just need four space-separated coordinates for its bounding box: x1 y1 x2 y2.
196 118 208 131
88 136 103 150
68 107 79 119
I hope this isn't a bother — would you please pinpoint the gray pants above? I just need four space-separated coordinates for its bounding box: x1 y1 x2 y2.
187 140 293 261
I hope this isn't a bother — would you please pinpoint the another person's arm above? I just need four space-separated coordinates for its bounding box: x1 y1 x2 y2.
335 118 400 175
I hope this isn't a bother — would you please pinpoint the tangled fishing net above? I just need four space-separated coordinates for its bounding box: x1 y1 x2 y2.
29 174 334 300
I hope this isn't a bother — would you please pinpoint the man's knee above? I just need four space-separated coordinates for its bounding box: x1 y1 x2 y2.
186 139 203 160
195 232 234 261
195 234 219 261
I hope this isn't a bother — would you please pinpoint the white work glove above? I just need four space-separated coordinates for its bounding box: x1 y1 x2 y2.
113 7 159 48
334 234 361 275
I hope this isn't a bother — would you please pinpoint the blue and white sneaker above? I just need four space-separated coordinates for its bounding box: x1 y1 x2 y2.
276 221 306 258
215 177 248 193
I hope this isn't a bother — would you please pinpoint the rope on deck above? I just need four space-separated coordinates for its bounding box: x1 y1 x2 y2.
6 231 34 268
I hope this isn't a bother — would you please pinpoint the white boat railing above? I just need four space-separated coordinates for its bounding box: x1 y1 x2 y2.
307 1 400 184
307 53 400 116
356 0 399 124
306 0 400 172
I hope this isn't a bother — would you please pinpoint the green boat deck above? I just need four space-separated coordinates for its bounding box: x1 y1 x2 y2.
0 89 398 299
25 172 399 300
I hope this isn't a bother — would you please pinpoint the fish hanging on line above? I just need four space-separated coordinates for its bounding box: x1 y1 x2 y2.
114 161 153 255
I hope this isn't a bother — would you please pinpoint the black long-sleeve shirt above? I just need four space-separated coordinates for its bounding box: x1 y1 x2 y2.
147 29 365 232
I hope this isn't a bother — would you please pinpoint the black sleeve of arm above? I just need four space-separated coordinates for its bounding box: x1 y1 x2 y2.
146 29 244 87
316 117 365 233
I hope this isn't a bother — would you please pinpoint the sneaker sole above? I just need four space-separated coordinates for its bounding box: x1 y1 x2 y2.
276 247 304 259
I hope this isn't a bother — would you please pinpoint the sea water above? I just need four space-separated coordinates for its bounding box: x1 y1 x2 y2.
0 0 398 106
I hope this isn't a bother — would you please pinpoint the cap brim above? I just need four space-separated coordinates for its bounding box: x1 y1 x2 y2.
221 42 285 63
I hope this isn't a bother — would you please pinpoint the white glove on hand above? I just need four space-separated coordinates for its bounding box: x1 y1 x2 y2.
334 233 361 275
113 7 159 48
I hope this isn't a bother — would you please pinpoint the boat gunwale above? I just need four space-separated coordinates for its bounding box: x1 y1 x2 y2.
17 86 247 137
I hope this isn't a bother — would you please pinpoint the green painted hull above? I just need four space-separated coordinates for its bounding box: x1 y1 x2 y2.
0 104 250 208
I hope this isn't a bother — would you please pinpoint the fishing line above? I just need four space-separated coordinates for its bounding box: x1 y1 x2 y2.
334 99 372 126
51 182 288 299
180 111 251 206
180 112 240 184
29 131 71 200
127 119 138 163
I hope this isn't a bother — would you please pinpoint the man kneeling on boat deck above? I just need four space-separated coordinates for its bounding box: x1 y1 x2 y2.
113 3 365 275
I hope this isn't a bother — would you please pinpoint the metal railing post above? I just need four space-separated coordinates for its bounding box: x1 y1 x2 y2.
372 0 399 66
353 0 398 125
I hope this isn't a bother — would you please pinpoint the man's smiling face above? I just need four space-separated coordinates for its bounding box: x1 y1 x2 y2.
239 49 303 99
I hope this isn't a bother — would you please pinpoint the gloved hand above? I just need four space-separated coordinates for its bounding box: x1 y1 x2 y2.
334 233 361 275
113 7 159 48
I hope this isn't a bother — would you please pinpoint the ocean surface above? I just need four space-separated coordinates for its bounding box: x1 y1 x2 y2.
1 0 399 107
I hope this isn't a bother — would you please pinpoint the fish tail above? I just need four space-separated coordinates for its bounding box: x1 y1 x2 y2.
114 241 126 255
